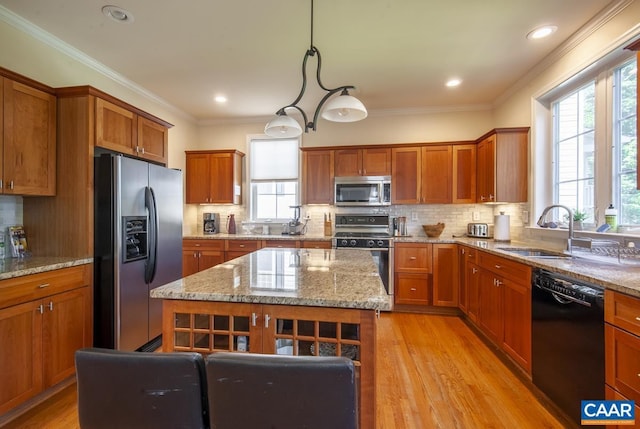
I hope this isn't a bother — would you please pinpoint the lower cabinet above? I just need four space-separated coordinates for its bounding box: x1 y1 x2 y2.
394 242 432 306
182 239 225 276
432 243 459 307
476 252 531 373
160 300 376 429
0 264 92 415
605 290 640 408
225 239 262 261
458 246 480 322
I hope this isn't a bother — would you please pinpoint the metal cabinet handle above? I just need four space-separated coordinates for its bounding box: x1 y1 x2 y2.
495 279 503 287
9 181 14 190
472 268 478 274
252 312 258 327
264 314 271 328
141 147 145 154
635 316 640 322
461 249 465 255
38 283 50 289
48 301 54 311
0 179 2 189
409 256 417 260
495 264 502 269
410 288 417 292
239 244 245 248
37 304 44 314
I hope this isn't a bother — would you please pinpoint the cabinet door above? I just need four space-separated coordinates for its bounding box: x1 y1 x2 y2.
183 250 200 276
42 287 91 387
421 145 452 204
502 279 531 373
95 98 136 156
432 244 458 307
494 130 529 203
453 144 476 203
185 153 211 203
362 148 391 176
302 150 334 204
137 116 168 164
0 300 43 414
458 247 468 313
394 243 431 272
3 78 56 196
477 135 495 202
209 152 235 203
391 147 421 204
334 149 362 176
466 262 480 323
605 324 640 402
478 269 503 343
395 273 431 305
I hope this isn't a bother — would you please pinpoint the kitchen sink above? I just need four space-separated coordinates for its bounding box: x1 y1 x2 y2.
496 247 571 259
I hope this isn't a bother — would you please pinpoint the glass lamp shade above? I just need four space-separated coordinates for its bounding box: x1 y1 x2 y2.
321 93 368 123
264 114 303 137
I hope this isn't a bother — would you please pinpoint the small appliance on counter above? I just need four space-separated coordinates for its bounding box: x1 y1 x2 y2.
203 213 220 235
493 212 510 241
467 223 493 238
284 205 306 235
392 217 407 236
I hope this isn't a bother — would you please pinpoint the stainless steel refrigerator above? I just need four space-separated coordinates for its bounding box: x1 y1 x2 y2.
94 153 183 351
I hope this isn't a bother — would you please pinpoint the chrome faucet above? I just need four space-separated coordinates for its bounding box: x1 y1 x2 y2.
537 204 575 253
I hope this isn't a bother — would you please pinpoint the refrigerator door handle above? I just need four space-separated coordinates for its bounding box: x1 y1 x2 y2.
145 186 159 284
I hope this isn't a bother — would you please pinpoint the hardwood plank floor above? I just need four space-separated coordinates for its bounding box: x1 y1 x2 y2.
1 313 566 428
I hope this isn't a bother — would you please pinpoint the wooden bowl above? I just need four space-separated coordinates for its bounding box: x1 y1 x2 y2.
422 223 445 238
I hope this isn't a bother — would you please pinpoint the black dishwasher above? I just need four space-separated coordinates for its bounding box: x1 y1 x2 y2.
532 269 605 428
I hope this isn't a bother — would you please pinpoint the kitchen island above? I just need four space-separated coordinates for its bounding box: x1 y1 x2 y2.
151 247 391 429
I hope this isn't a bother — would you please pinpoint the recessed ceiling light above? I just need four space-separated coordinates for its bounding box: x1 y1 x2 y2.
102 5 134 23
214 95 228 103
527 25 557 40
446 79 462 88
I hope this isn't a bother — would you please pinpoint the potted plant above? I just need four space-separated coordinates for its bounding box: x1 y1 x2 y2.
572 209 587 230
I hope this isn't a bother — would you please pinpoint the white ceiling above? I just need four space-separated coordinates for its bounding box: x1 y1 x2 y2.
0 0 620 123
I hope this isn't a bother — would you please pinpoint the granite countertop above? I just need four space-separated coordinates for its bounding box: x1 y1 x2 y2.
0 256 93 281
184 233 332 241
151 248 391 311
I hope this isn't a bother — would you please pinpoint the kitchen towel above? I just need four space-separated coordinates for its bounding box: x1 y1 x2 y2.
494 212 510 241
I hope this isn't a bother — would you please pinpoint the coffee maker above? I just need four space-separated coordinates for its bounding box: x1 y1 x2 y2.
203 213 220 235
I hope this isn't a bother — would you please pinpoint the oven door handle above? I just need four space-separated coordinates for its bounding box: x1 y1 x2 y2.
537 285 591 307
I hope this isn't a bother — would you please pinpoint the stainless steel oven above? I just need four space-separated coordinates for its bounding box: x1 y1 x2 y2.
332 214 393 296
334 176 391 207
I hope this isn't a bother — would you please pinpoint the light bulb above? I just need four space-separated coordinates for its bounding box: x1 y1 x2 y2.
338 108 350 117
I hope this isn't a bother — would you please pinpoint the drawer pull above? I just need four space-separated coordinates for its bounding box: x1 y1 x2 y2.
38 283 50 289
472 268 478 274
239 244 245 248
495 264 502 269
409 256 417 260
635 317 640 322
410 288 417 292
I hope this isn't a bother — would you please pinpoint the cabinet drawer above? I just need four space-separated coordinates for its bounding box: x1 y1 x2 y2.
0 264 91 310
226 240 261 252
478 252 530 282
263 240 299 249
606 290 640 336
183 239 224 251
394 243 432 272
395 273 431 305
460 246 478 263
605 324 640 403
301 240 332 249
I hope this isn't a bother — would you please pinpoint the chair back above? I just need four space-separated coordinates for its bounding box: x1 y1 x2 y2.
75 347 208 429
206 352 357 429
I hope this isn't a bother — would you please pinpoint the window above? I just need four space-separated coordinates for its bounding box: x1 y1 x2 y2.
553 82 596 223
613 58 639 225
549 54 637 228
249 137 300 221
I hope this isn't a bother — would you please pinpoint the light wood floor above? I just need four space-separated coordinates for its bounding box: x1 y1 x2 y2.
2 313 567 429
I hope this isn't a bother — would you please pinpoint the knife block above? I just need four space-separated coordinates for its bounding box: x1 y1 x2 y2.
324 220 332 236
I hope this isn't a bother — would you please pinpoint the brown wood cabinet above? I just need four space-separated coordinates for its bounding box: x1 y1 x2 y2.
96 98 169 164
263 240 300 249
458 246 480 322
334 148 391 177
185 150 244 204
476 128 529 203
1 77 56 196
394 242 432 305
301 240 332 249
161 299 376 429
225 239 262 261
391 147 421 204
0 264 92 415
432 244 459 307
182 239 225 276
475 251 531 373
421 145 452 204
605 290 640 404
301 149 334 204
452 144 476 203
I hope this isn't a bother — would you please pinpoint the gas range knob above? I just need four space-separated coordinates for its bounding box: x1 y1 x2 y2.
367 240 375 247
377 240 384 247
350 239 357 247
340 239 348 246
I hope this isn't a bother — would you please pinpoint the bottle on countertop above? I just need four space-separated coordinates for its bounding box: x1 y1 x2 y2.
605 204 618 232
227 214 236 234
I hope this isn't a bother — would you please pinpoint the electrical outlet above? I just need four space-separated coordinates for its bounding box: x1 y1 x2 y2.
472 211 480 221
522 210 529 224
411 212 418 221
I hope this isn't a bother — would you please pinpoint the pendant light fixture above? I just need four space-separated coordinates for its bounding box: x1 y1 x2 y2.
264 0 367 138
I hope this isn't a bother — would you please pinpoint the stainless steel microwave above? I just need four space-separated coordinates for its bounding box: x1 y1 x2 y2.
334 176 391 206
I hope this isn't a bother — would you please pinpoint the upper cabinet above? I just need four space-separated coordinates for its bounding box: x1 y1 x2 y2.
1 77 56 196
452 144 476 203
476 128 529 203
185 150 244 204
335 148 391 177
421 145 452 204
301 149 334 205
96 98 170 165
391 146 421 204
